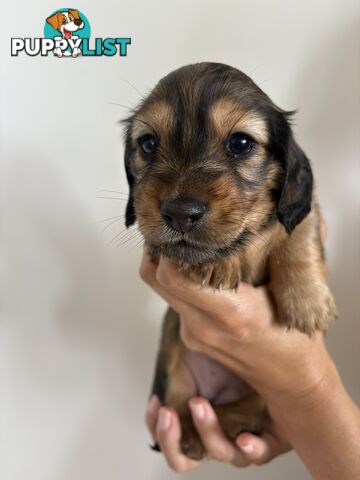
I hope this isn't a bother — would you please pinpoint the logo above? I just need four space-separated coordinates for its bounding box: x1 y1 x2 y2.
11 8 131 58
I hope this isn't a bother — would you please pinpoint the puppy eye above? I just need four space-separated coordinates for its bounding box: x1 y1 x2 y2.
227 132 254 156
62 18 67 24
138 134 157 156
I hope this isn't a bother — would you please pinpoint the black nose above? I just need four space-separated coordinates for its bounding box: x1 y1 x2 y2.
74 18 82 26
160 197 207 233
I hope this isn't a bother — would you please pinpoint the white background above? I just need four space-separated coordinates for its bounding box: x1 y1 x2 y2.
1 1 359 479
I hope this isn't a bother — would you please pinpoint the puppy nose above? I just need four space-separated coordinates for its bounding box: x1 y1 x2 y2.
160 197 207 233
74 18 82 26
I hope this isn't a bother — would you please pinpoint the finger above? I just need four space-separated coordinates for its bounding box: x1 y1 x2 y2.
141 249 275 335
236 432 291 465
156 407 201 473
156 256 277 332
189 398 246 464
156 255 248 314
145 394 161 443
139 249 195 314
140 247 233 315
155 256 275 334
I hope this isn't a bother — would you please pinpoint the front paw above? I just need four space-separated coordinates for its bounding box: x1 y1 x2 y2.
277 285 337 335
185 257 241 290
72 47 81 58
53 47 63 57
180 415 205 461
219 413 266 440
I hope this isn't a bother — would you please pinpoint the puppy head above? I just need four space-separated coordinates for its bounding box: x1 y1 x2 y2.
123 63 312 265
46 10 84 37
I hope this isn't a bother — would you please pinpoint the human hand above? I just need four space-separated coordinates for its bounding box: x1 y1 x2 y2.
140 221 360 479
140 251 329 403
145 394 290 472
140 219 329 400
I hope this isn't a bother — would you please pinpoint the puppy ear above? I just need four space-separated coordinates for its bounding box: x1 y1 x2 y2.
46 12 60 30
123 123 137 227
277 125 313 233
68 9 80 19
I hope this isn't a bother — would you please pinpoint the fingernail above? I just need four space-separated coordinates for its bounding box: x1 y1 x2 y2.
190 402 206 421
147 395 158 415
239 443 254 454
158 408 171 431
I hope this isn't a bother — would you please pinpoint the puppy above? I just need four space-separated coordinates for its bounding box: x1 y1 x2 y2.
123 63 337 460
46 9 84 57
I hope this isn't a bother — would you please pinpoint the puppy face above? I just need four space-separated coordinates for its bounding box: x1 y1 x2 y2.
124 63 313 265
46 10 84 39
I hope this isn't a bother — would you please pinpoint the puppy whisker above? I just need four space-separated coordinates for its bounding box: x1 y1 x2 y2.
115 230 143 248
107 102 133 110
95 196 127 201
118 78 145 100
96 189 129 196
97 215 125 223
110 227 133 245
100 217 123 233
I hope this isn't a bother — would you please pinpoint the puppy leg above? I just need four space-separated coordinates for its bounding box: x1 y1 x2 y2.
150 308 269 460
269 211 337 335
214 393 268 441
150 307 203 459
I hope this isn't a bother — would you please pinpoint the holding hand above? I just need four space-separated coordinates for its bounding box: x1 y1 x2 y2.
146 393 290 472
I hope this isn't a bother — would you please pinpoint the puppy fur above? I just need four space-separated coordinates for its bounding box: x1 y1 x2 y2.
123 63 337 460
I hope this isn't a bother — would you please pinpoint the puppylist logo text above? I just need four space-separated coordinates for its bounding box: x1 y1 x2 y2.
11 8 131 58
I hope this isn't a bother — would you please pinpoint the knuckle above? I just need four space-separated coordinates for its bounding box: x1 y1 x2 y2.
209 446 232 462
168 460 188 473
230 322 250 341
179 324 200 351
156 266 182 291
200 328 219 348
253 455 271 466
139 262 152 284
155 264 171 287
232 457 251 468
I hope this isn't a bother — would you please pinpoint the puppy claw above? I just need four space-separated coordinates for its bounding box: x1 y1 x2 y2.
149 442 161 452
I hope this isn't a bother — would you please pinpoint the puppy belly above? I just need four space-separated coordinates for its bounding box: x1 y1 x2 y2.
184 347 252 404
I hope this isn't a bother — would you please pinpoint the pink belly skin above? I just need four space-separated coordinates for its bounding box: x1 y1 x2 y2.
184 347 253 405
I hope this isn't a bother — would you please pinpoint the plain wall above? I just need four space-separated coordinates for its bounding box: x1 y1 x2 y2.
1 1 359 479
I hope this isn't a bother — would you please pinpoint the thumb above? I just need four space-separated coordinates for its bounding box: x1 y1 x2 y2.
236 432 291 465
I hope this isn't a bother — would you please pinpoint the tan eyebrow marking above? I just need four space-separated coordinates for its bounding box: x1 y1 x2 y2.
210 99 268 145
132 101 175 140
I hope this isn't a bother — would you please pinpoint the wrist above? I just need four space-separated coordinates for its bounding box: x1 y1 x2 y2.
258 348 360 480
261 348 341 419
248 335 337 409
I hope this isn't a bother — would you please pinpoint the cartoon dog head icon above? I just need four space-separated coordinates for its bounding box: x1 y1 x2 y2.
46 9 84 40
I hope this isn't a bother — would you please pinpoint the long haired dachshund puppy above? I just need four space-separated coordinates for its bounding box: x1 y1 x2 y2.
123 63 337 460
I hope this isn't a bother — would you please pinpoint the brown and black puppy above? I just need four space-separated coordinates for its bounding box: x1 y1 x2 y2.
123 63 337 460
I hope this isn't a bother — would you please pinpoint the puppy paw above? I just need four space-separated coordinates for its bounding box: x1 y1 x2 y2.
53 47 63 57
276 285 337 335
72 47 81 58
179 415 205 461
185 256 241 290
220 414 266 441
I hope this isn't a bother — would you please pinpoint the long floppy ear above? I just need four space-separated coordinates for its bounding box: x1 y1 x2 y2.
69 9 80 19
123 123 137 227
46 12 61 30
273 113 313 233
